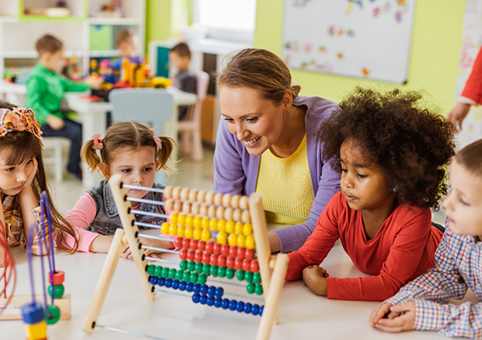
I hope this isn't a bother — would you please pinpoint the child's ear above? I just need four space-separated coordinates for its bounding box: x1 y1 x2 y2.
98 162 111 181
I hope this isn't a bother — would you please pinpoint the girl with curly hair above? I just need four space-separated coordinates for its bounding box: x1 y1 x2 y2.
285 87 456 301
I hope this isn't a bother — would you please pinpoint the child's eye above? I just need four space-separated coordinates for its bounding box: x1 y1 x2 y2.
143 167 153 172
357 174 367 178
121 169 132 174
5 167 15 172
341 168 347 173
460 198 470 206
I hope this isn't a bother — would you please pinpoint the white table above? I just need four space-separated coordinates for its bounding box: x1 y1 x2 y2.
2 241 471 340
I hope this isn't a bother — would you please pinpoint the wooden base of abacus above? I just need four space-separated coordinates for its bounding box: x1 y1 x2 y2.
0 294 71 321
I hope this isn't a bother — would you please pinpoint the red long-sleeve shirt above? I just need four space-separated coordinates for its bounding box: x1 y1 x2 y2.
286 192 443 301
461 47 482 105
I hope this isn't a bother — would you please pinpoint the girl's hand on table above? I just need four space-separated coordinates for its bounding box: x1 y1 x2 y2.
302 265 329 296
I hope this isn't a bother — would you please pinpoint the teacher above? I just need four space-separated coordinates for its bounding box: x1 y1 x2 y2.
214 48 340 253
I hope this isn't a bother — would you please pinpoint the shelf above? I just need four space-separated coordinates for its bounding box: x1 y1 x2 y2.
18 15 84 22
88 17 140 26
0 16 19 23
89 50 120 58
3 50 84 59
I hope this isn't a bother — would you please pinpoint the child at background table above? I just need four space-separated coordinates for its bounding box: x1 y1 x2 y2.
110 29 144 73
64 121 176 259
285 87 455 301
26 34 103 180
0 101 78 264
370 139 482 338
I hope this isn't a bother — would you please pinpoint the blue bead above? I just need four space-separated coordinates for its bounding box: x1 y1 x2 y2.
157 277 165 287
192 293 200 304
214 287 224 299
149 276 158 285
21 301 44 325
221 298 230 310
259 305 264 316
207 286 216 297
171 279 179 290
199 295 207 305
236 301 244 313
200 284 208 295
214 298 222 308
206 297 214 306
185 282 193 292
193 283 201 294
165 278 172 288
178 281 186 291
244 302 252 314
228 299 237 311
251 304 259 316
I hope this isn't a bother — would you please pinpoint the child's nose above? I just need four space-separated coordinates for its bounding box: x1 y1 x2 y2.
442 193 453 211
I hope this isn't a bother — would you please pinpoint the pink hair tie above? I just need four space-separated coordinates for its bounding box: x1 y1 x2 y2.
149 128 163 150
91 133 104 150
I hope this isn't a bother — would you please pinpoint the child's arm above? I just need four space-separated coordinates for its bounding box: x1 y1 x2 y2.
60 75 95 92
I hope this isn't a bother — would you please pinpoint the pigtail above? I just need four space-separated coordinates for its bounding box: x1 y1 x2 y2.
81 140 102 174
156 136 176 173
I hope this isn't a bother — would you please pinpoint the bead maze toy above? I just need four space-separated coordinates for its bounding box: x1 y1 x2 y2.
83 174 289 340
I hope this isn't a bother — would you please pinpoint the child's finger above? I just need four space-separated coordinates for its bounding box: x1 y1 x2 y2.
369 303 391 325
387 311 402 319
390 301 413 313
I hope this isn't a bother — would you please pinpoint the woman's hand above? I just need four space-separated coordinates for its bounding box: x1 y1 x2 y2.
371 301 416 333
301 265 330 296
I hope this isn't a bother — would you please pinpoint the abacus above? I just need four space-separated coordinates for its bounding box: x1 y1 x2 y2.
82 174 289 340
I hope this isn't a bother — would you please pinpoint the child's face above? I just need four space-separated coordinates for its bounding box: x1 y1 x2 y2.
41 48 65 73
339 137 395 212
102 146 159 205
443 160 482 239
0 151 35 196
118 41 136 58
169 51 190 71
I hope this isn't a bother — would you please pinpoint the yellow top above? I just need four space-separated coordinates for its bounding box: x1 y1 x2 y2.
256 135 314 224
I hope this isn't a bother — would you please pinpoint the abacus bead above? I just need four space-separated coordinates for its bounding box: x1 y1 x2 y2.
205 191 215 204
217 255 226 267
189 189 198 202
241 210 251 224
226 256 235 269
239 196 249 210
180 188 189 200
237 234 246 248
173 200 183 212
201 229 211 242
222 194 232 207
209 254 218 266
228 246 237 258
201 217 210 230
259 306 264 316
209 218 218 231
200 284 208 295
185 215 193 227
182 202 191 214
236 301 244 313
164 186 173 199
193 216 202 229
228 233 238 246
196 240 206 252
157 277 165 286
243 223 253 236
189 238 197 250
183 271 190 282
202 252 210 264
169 212 178 224
187 250 195 261
221 298 230 310
179 249 187 261
216 206 225 220
230 194 240 208
169 223 177 236
244 271 253 283
192 293 200 304
147 264 155 275
210 265 218 276
246 283 255 294
235 222 244 235
155 266 163 276
161 267 170 278
220 244 229 256
198 274 207 285
204 242 213 254
207 297 214 306
48 271 65 285
200 204 209 216
177 225 185 238
255 284 264 295
194 262 203 274
165 278 172 288
236 269 245 281
174 237 183 249
233 209 242 222
208 205 217 218
179 281 186 291
251 304 259 316
245 236 255 250
193 283 201 294
212 243 221 255
215 287 224 298
194 251 202 263
216 231 227 245
202 264 211 275
161 222 170 234
228 300 237 311
226 268 235 279
165 198 175 211
149 276 158 285
172 279 179 289
214 298 222 308
223 208 233 221
182 238 190 249
177 214 186 227
175 270 184 280
225 220 235 234
242 259 250 272
193 228 202 241
187 261 195 272
199 295 207 305
172 186 182 199
236 247 245 259
217 267 226 277
184 226 193 239
245 248 255 260
186 282 193 292
253 272 261 284
244 302 252 314
191 203 201 216
168 268 176 279
234 258 243 270
197 190 207 202
216 220 226 233
250 260 259 273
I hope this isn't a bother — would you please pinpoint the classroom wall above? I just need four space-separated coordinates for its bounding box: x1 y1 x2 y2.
254 0 466 113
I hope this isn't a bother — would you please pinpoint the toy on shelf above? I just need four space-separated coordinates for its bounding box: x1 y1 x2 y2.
82 174 289 340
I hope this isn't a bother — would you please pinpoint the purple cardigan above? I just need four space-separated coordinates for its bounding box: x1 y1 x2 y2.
214 95 341 253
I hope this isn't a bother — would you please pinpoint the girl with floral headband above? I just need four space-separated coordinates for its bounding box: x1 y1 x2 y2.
64 121 176 258
0 100 78 265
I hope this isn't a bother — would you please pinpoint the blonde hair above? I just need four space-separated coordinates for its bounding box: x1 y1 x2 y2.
115 29 137 47
82 122 175 174
218 48 301 105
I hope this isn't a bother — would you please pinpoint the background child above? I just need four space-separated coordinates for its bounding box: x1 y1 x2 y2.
64 121 175 259
169 42 197 120
285 87 455 301
110 29 144 72
370 139 482 338
26 34 103 180
0 100 78 263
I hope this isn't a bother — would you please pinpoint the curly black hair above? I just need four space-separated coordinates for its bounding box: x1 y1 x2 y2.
318 87 455 210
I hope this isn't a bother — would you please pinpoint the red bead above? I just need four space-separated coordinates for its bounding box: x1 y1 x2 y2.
204 242 213 254
234 257 243 270
202 252 210 264
242 258 250 271
209 254 218 266
182 238 190 249
236 247 245 259
250 260 259 273
174 237 183 249
189 239 198 250
217 255 226 267
226 256 235 268
179 248 188 260
245 249 255 260
48 271 65 285
212 243 221 255
228 246 237 258
187 250 195 261
194 251 203 263
220 244 230 256
197 240 206 252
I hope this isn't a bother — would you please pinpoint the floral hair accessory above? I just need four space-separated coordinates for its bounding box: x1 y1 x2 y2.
0 107 43 146
149 128 162 150
91 133 103 150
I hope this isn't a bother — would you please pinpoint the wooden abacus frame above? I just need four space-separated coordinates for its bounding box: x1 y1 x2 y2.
82 174 289 340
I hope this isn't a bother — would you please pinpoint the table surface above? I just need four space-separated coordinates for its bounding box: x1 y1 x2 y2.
2 239 470 340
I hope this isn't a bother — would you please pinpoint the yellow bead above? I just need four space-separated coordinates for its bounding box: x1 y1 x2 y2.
26 321 47 340
228 233 238 246
184 226 193 239
216 231 227 245
169 212 178 225
202 229 211 242
177 214 186 227
217 219 226 233
202 217 210 229
209 218 218 231
243 223 253 236
193 216 202 228
169 223 177 236
226 220 235 234
161 222 170 235
177 225 185 238
185 215 193 227
237 234 246 247
193 228 202 241
245 235 255 249
235 222 243 235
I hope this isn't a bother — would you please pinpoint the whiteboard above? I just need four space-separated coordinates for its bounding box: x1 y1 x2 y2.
281 0 416 84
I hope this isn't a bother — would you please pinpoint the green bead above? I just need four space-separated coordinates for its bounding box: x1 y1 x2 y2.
226 268 235 279
168 268 177 279
210 265 218 277
195 262 203 274
190 273 198 283
182 271 191 282
217 267 226 278
244 271 253 283
179 260 188 271
252 272 261 284
255 284 263 295
154 266 163 277
236 269 245 281
198 273 207 285
161 267 169 278
175 270 184 280
187 261 195 272
44 304 61 325
48 284 64 299
246 282 255 294
147 264 155 275
202 264 211 275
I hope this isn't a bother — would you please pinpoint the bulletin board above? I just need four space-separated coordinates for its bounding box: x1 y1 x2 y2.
281 0 416 84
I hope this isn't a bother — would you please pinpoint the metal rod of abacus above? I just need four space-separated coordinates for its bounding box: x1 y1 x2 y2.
122 184 165 193
145 257 178 265
130 210 169 219
95 324 169 340
137 234 174 242
141 245 179 254
135 222 162 229
126 197 166 206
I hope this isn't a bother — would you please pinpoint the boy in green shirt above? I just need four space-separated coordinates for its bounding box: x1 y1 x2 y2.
26 34 103 180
